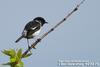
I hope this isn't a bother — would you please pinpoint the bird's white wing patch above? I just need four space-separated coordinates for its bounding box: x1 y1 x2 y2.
31 27 37 30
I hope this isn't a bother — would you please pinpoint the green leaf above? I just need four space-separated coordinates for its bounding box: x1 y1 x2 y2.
2 62 11 65
2 50 11 56
22 53 32 58
2 49 16 57
10 57 16 63
17 49 22 59
9 49 16 57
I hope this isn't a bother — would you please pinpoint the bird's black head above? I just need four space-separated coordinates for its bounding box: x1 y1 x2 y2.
34 17 48 26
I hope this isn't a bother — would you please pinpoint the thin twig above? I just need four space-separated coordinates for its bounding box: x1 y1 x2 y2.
22 0 85 57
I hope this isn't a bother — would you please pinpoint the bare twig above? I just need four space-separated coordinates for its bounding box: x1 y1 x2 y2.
22 0 85 57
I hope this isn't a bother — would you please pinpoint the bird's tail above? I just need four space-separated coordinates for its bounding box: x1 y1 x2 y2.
15 35 24 43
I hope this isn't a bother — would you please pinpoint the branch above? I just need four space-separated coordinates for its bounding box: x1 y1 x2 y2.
22 0 85 57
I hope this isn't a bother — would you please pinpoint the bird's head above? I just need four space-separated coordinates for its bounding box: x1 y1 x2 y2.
34 17 48 26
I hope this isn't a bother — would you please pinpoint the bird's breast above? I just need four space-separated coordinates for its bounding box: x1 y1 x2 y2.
33 29 41 36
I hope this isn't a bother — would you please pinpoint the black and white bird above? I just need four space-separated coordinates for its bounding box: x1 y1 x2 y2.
15 17 48 48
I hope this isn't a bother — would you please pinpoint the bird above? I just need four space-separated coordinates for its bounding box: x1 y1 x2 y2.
15 17 48 48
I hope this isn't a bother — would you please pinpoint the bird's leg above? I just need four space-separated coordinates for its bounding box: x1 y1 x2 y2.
27 39 31 53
